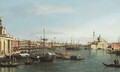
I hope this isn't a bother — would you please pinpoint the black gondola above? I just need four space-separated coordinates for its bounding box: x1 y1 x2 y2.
103 63 120 68
70 57 85 60
24 61 33 65
63 55 85 60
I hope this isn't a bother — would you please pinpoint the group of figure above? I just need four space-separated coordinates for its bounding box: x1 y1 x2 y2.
114 59 119 66
12 57 17 63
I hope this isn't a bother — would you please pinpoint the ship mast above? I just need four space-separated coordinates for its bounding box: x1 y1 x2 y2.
93 30 95 42
42 28 47 48
71 35 73 45
43 28 45 48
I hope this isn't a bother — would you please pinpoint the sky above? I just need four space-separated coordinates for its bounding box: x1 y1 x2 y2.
0 0 120 44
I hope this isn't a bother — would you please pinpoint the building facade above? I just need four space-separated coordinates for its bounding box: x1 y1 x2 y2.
13 39 38 50
89 35 108 49
111 43 120 51
0 17 13 57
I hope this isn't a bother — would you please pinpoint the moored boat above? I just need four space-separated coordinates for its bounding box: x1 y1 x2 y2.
66 46 81 50
0 54 20 67
55 53 63 59
70 55 84 60
116 50 120 55
39 53 56 62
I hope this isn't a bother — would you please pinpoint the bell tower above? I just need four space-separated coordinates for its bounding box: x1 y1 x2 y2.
0 16 6 35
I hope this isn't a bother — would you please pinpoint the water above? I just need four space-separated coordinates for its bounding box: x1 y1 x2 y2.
1 49 120 72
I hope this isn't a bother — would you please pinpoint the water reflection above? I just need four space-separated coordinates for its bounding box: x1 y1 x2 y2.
0 67 15 72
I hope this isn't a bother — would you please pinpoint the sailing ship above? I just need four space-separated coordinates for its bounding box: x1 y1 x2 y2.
66 37 81 50
30 28 56 62
66 46 81 50
39 28 56 62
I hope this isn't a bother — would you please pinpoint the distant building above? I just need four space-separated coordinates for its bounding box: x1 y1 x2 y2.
89 35 108 49
0 17 13 57
111 43 120 51
12 39 20 50
13 39 38 50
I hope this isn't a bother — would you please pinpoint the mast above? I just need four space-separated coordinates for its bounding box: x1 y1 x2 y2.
71 35 73 45
118 36 120 43
53 37 56 47
28 40 31 53
42 28 47 48
43 28 45 48
93 30 95 42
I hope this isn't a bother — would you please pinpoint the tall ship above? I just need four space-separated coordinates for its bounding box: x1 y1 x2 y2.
39 28 56 62
65 37 81 50
65 44 81 50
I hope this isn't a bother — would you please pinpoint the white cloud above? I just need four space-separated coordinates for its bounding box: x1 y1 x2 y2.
34 5 76 15
79 13 120 42
85 13 120 33
52 13 120 43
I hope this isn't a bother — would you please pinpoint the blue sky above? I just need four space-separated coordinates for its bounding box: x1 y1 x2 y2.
0 0 120 44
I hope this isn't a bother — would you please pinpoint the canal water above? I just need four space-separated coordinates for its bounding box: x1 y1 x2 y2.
0 49 120 72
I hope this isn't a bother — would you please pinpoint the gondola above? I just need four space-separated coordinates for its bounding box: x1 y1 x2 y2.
0 63 20 67
70 58 85 60
70 55 85 60
63 55 85 60
103 63 120 68
0 57 20 67
24 61 33 65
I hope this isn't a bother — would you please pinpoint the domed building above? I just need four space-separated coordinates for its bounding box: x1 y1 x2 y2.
89 31 108 49
96 35 108 49
0 16 13 58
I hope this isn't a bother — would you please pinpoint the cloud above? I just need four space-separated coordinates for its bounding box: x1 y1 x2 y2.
50 12 120 43
30 29 65 40
80 13 120 42
34 5 76 15
5 4 76 17
85 13 120 33
28 28 72 42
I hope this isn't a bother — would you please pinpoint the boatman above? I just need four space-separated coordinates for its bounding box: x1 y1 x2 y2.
116 59 119 65
114 60 117 66
78 54 81 59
